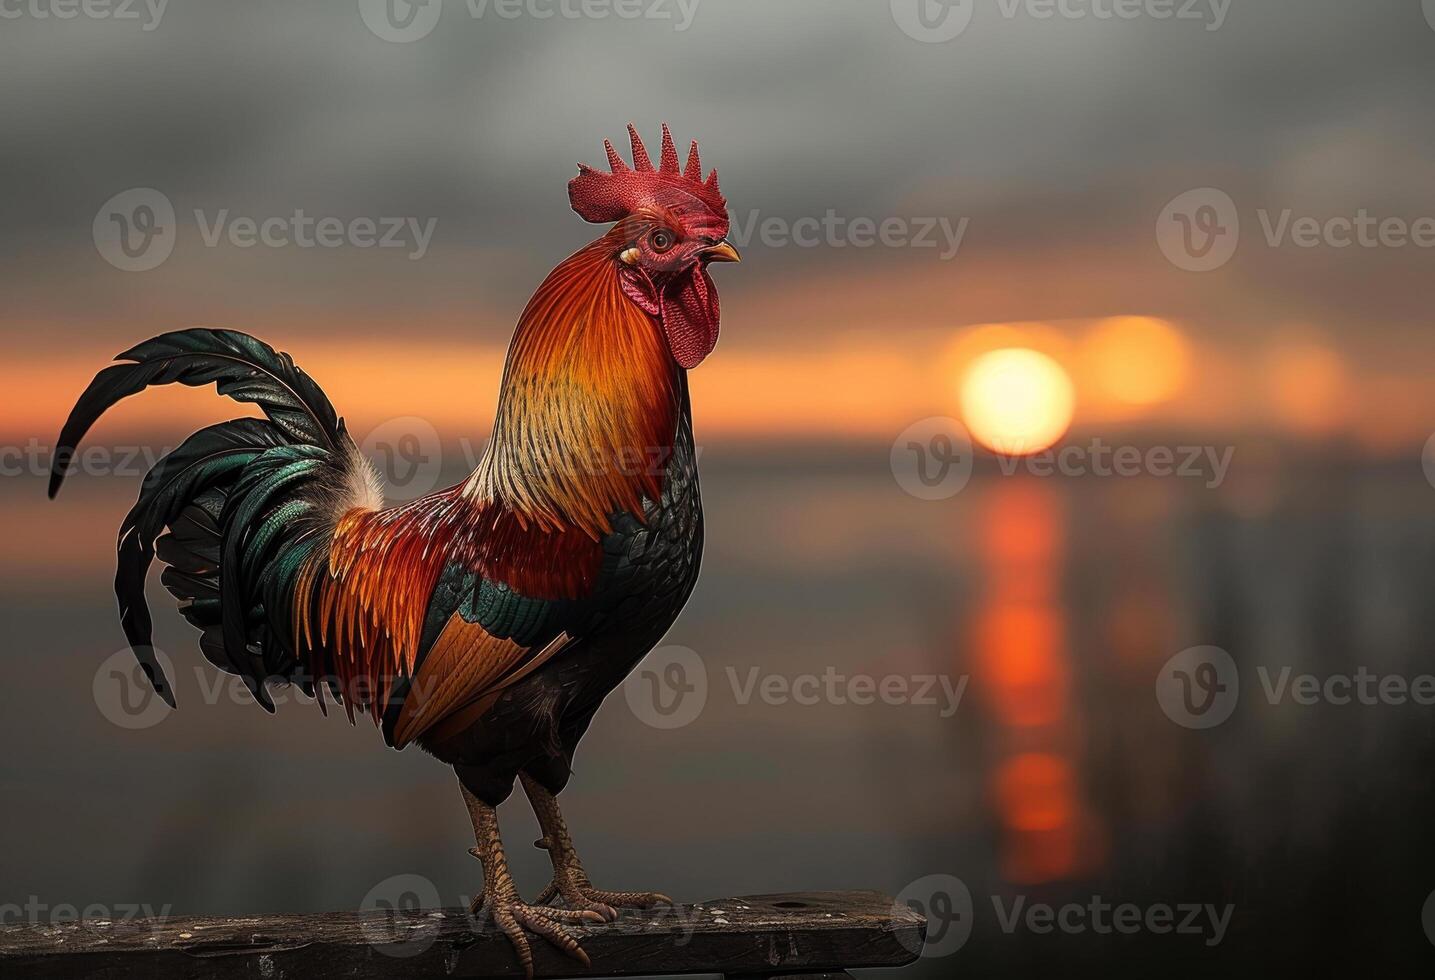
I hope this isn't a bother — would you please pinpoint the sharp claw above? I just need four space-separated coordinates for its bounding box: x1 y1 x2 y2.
483 898 598 976
494 911 535 980
539 871 673 918
511 905 593 968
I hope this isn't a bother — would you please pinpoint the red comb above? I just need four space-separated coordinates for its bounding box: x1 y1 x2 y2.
569 123 726 224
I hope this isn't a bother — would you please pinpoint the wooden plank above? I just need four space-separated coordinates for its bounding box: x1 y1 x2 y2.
0 890 925 979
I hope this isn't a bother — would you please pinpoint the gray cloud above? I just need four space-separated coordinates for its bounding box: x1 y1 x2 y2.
2 0 1432 350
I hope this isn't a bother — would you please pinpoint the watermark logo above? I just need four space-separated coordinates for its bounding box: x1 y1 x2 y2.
359 0 443 42
1155 645 1239 729
95 190 438 270
727 209 968 260
995 0 1228 30
10 439 171 482
894 874 974 957
624 644 707 729
626 653 969 729
1160 188 1435 271
0 897 173 928
93 188 176 272
1256 208 1435 250
467 0 699 28
728 667 966 717
362 0 700 41
1157 188 1239 272
892 0 1229 42
1424 0 1435 34
0 0 169 30
360 873 444 957
1256 666 1435 707
992 894 1233 946
890 0 973 42
360 416 443 501
891 417 974 500
93 648 175 730
193 209 437 260
993 438 1234 489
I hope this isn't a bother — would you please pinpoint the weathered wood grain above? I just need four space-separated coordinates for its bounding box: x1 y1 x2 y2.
0 890 925 979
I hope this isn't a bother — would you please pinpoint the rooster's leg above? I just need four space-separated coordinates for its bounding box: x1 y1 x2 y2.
460 780 603 978
521 772 672 921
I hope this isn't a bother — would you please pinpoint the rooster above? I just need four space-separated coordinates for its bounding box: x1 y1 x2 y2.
50 124 738 975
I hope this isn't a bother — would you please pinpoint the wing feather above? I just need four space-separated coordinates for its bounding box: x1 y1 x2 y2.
390 615 572 748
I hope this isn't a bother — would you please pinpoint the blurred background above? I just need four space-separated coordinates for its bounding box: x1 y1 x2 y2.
3 0 1435 974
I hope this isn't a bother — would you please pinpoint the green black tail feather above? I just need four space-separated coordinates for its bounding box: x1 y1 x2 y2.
50 329 340 500
51 329 377 710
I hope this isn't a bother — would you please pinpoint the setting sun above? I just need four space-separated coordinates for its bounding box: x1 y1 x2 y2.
960 348 1076 455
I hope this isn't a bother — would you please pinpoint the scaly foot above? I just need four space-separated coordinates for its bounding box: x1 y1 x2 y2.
521 773 672 922
532 836 673 921
470 875 603 976
460 781 602 978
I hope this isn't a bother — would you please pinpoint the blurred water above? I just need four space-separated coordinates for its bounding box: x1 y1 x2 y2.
3 438 1435 974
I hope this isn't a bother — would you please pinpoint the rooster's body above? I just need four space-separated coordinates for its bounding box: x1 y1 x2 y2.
52 124 737 975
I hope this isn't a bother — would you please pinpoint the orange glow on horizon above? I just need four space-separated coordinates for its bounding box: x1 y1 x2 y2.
1265 341 1349 436
1081 316 1191 407
1 319 1414 453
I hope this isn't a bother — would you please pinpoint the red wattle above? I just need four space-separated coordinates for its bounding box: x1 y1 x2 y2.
661 265 720 369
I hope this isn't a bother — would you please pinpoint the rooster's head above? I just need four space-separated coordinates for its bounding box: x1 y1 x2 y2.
569 123 738 369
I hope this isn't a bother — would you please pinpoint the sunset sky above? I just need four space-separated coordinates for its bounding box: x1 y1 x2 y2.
3 0 1433 458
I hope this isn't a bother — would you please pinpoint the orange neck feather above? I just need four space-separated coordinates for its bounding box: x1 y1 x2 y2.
463 227 682 537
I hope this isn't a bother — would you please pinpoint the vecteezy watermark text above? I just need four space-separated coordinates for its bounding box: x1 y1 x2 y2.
1256 666 1435 707
992 894 1234 947
94 188 438 271
1158 187 1435 272
1256 208 1435 250
194 210 437 260
0 0 168 30
893 873 1234 957
465 0 698 27
994 438 1234 489
1156 646 1435 731
357 413 707 501
0 896 173 927
891 419 1234 500
359 0 700 43
728 666 967 718
358 872 704 958
623 646 970 729
890 0 1230 44
727 209 968 261
9 440 174 481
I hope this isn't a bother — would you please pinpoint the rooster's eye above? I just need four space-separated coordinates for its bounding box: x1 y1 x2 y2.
648 229 676 253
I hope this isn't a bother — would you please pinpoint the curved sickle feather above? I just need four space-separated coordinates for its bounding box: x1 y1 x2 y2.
50 329 341 498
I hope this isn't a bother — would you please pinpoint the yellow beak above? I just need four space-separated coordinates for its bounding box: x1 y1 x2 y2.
701 239 741 263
